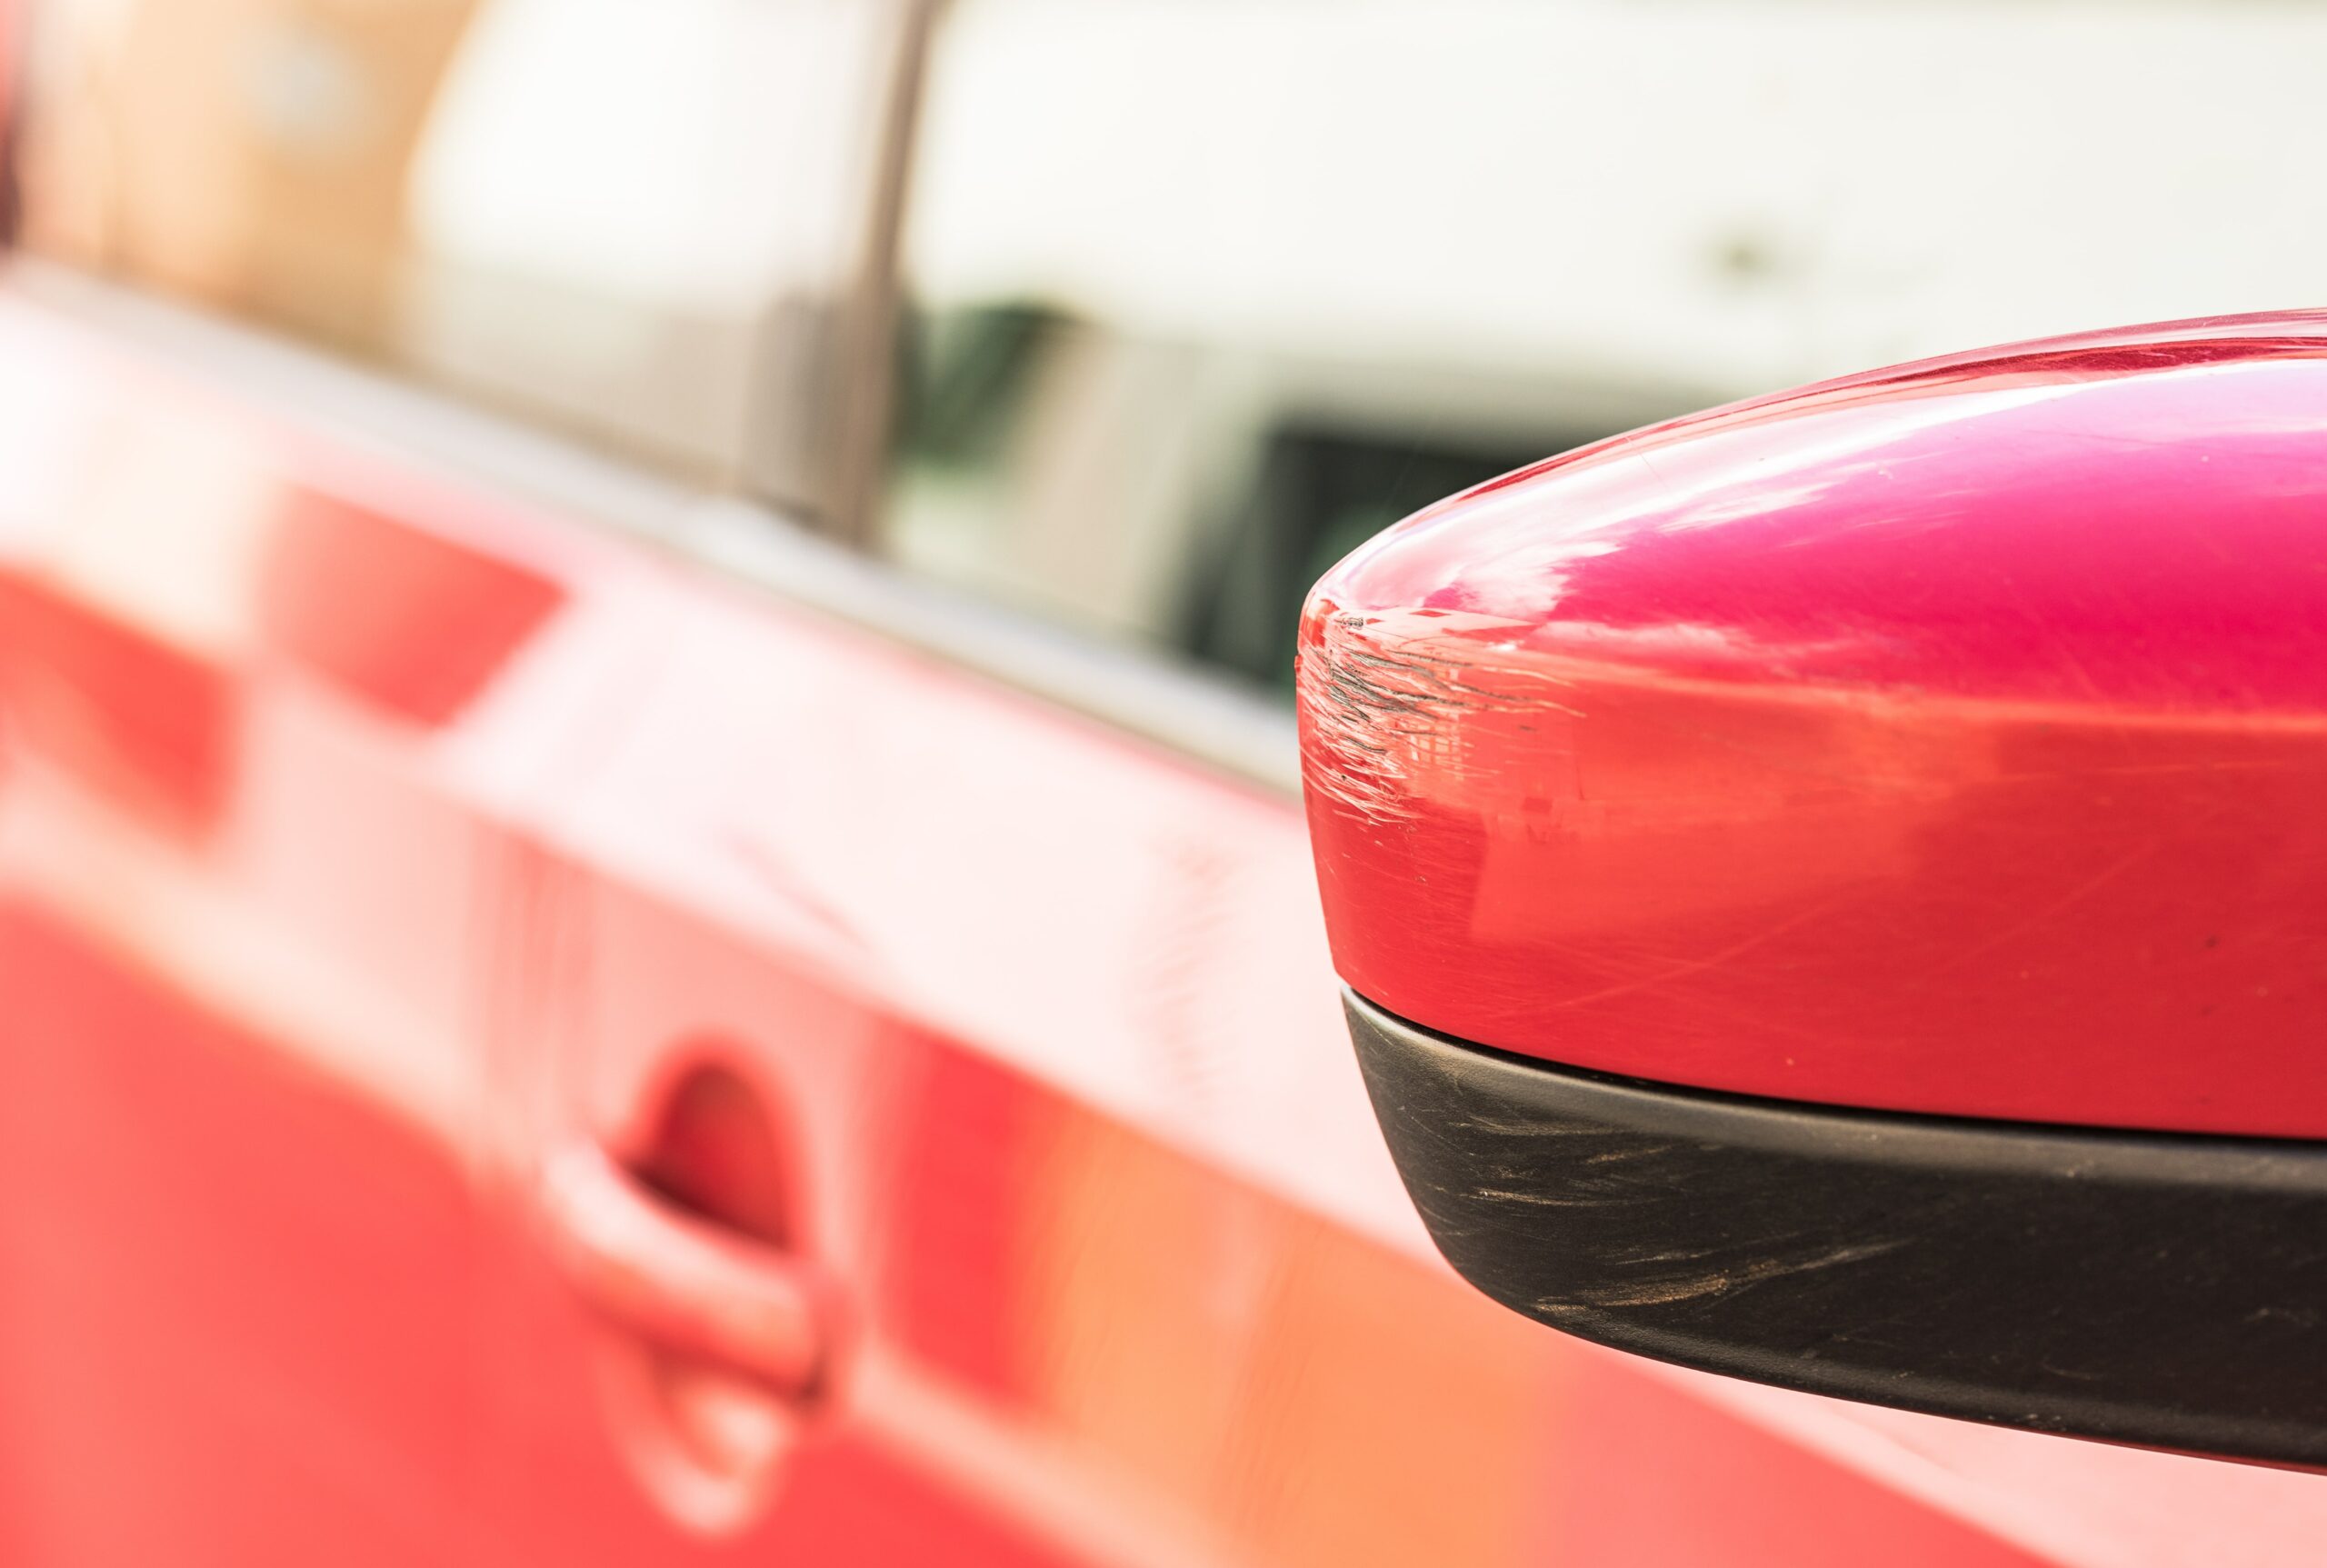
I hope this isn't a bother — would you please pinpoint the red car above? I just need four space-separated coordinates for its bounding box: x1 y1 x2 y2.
2 1 2323 1563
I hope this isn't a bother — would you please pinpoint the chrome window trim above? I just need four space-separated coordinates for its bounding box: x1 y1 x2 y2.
5 257 1301 795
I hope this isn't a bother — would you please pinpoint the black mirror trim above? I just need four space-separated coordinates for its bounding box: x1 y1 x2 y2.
1346 988 2327 1467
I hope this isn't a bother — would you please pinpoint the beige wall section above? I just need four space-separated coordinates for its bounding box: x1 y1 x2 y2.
15 0 897 500
24 0 476 354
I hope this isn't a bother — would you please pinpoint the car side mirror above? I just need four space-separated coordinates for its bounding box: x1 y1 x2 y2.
1298 314 2327 1468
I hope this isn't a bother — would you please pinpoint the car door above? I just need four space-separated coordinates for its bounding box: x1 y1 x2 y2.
473 504 2101 1568
0 0 901 1560
0 265 540 1562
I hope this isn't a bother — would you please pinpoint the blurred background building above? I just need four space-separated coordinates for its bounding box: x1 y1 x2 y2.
17 0 2327 698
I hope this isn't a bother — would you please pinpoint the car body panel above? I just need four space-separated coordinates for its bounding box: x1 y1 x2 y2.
2 277 2325 1563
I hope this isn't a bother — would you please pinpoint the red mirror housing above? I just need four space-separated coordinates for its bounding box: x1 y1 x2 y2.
1299 314 2327 1464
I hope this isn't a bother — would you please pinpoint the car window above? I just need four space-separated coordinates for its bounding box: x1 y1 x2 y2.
16 0 894 515
884 0 2327 698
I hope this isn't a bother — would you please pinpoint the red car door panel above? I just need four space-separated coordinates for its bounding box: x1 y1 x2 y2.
474 490 2242 1567
0 301 591 1563
8 278 2327 1566
0 902 476 1564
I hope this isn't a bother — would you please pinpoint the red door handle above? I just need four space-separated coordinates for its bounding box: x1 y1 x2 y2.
536 1141 832 1400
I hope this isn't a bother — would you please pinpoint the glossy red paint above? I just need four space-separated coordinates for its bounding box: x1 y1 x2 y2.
1302 312 2327 1138
5 287 2327 1566
258 488 565 728
0 568 235 832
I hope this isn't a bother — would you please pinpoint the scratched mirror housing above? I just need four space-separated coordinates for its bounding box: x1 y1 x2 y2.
1297 314 2327 1467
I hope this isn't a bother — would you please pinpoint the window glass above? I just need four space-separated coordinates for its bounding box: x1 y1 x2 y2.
887 0 2327 695
18 0 892 507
